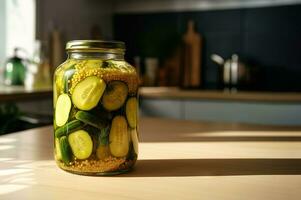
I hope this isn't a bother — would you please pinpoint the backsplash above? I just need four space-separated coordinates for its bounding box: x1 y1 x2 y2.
113 4 301 91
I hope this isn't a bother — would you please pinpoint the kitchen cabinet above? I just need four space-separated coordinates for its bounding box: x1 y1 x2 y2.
0 86 52 134
0 86 52 115
184 100 301 125
140 87 301 125
0 117 301 199
140 99 183 119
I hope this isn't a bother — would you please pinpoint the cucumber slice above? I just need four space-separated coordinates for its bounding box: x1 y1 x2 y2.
109 116 129 157
72 76 106 110
126 97 138 128
102 81 128 111
75 111 107 129
55 120 83 138
60 136 72 165
55 94 72 127
68 130 93 159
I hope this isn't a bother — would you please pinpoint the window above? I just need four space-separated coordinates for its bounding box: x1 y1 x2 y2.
0 0 36 66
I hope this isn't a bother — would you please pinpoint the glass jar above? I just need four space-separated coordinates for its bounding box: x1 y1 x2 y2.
53 40 139 175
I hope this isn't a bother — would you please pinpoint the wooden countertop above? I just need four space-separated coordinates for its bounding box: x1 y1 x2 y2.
140 87 301 103
0 85 52 102
1 85 300 103
1 118 301 199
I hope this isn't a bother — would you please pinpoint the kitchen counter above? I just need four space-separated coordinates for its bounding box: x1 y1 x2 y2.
0 85 52 102
140 87 301 103
1 85 300 103
1 118 301 199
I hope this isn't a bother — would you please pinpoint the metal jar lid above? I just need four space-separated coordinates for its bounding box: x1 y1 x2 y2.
66 40 125 53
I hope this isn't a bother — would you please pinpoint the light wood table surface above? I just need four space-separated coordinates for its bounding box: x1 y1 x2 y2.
0 118 301 200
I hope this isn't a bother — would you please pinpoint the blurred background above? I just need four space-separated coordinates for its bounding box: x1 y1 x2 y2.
0 0 301 134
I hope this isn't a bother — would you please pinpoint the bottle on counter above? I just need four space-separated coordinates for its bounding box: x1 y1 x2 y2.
26 40 51 89
144 57 159 86
182 20 202 88
4 48 26 86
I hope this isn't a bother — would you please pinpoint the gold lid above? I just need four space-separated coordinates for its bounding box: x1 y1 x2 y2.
66 40 125 52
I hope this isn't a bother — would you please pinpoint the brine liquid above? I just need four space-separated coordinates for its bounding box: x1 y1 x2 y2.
54 59 139 175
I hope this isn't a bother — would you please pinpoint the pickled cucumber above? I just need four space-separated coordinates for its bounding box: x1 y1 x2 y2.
126 97 138 128
55 94 72 127
75 111 107 129
97 127 110 158
53 81 58 108
63 66 76 93
55 120 83 138
109 116 129 157
69 107 78 120
55 138 62 160
68 130 93 159
96 146 110 160
60 136 72 165
54 67 64 96
55 60 76 98
102 81 128 111
99 127 109 145
83 125 100 154
91 106 113 121
129 128 139 155
72 76 106 110
96 127 110 160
